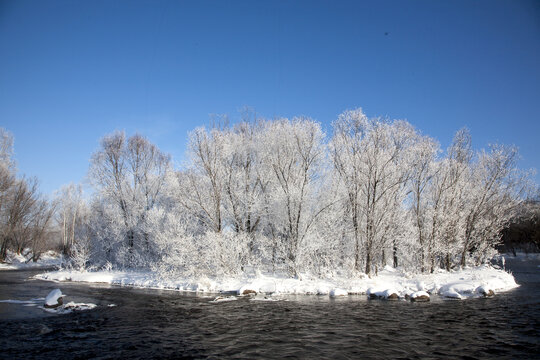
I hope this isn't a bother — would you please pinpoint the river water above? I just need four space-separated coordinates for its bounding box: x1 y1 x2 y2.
1 257 539 359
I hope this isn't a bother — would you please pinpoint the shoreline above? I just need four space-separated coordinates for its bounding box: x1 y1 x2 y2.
34 263 519 301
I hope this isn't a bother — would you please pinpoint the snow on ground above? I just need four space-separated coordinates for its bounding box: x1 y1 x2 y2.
35 262 519 301
0 250 63 270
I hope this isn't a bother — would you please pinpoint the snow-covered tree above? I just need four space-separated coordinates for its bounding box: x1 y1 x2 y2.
54 183 85 256
408 134 439 272
179 125 227 233
331 109 417 275
89 131 171 267
260 117 329 275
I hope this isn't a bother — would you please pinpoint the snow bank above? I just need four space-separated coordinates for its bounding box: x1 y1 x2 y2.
0 251 63 270
35 264 518 300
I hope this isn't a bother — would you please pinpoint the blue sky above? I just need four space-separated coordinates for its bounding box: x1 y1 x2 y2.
1 0 539 195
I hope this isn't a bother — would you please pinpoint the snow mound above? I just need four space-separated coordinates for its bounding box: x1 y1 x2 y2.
436 266 517 299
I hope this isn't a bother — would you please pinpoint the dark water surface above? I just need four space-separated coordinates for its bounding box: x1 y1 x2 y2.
1 257 539 359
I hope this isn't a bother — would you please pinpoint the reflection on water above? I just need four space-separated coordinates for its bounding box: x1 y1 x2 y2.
1 257 539 359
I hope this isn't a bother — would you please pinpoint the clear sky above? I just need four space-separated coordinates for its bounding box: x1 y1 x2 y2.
1 0 539 196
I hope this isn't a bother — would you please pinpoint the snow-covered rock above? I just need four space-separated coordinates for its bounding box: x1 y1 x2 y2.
44 289 64 308
367 287 400 300
42 301 97 314
410 291 430 302
329 288 348 297
476 285 495 297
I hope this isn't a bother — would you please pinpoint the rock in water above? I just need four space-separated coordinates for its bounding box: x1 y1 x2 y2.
44 289 64 308
241 289 257 296
481 289 495 297
477 286 495 297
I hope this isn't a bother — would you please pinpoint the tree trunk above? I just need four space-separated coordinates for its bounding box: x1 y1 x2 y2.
393 240 398 268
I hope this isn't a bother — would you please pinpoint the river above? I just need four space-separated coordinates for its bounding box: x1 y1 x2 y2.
1 256 539 359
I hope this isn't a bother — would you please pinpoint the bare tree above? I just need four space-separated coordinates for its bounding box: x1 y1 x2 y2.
0 129 16 261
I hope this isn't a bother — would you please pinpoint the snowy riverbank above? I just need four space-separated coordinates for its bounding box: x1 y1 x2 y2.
0 251 63 270
35 262 519 301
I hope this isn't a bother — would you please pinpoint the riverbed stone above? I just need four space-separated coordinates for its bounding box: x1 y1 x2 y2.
411 295 430 302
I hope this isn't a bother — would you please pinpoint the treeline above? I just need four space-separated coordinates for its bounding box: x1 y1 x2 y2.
0 129 56 262
0 109 535 277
